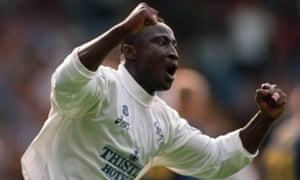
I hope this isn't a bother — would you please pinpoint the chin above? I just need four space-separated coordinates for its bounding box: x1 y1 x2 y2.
154 80 173 92
160 84 173 91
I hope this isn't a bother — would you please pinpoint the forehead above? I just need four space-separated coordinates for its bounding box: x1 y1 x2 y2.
140 23 176 40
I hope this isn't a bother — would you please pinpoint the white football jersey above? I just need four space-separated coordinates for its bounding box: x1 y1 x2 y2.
21 48 257 180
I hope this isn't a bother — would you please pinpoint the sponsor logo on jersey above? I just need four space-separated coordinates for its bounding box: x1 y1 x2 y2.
100 145 142 180
114 116 130 131
114 105 130 131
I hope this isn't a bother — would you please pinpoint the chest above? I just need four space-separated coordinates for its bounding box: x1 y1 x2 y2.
94 94 168 168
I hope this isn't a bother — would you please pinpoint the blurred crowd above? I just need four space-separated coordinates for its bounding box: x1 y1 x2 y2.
0 0 299 179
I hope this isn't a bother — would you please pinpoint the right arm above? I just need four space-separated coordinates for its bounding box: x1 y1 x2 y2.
51 3 158 116
78 2 159 71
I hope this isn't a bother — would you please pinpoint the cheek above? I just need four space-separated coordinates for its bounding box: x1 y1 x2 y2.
139 53 159 69
147 59 163 74
138 48 165 74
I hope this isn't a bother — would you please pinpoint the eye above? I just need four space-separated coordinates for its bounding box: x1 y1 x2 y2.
153 36 177 48
158 37 167 46
172 40 178 49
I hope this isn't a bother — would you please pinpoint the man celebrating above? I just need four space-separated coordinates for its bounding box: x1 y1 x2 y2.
21 2 286 180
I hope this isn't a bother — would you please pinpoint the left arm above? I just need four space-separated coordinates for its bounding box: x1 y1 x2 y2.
239 83 287 154
151 83 286 179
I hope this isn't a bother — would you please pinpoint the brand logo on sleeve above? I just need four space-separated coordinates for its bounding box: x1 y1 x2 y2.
154 121 164 144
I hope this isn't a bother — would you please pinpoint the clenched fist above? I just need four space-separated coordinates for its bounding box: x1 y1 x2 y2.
255 83 287 120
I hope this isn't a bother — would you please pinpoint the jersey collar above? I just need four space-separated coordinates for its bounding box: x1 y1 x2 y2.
118 63 155 107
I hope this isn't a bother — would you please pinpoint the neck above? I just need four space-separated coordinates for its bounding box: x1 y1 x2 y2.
124 63 155 95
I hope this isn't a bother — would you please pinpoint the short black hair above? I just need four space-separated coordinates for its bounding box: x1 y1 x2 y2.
119 33 140 53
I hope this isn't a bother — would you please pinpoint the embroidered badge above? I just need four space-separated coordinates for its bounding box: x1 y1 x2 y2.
129 149 139 161
122 105 129 116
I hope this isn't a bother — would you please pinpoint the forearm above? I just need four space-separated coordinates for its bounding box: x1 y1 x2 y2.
78 22 130 71
77 3 159 71
239 111 274 154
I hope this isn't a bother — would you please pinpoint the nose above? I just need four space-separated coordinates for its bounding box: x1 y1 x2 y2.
168 46 179 60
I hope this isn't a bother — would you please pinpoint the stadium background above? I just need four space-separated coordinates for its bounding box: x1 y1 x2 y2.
0 0 299 179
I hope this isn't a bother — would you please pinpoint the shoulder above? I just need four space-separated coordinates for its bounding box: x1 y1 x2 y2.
97 65 118 78
96 65 121 88
151 96 201 154
152 96 179 119
151 96 190 134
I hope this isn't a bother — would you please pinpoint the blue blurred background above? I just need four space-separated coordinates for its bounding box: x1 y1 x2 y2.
0 0 299 179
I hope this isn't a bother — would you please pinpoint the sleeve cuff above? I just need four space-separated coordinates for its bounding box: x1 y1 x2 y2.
72 47 97 79
236 129 259 158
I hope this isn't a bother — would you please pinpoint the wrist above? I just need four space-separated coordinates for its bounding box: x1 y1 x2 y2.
257 111 275 122
116 21 132 34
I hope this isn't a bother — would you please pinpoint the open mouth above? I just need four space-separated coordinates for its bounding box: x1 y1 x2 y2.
166 64 177 78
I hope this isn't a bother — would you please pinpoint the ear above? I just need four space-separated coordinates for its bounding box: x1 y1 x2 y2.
122 44 137 61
